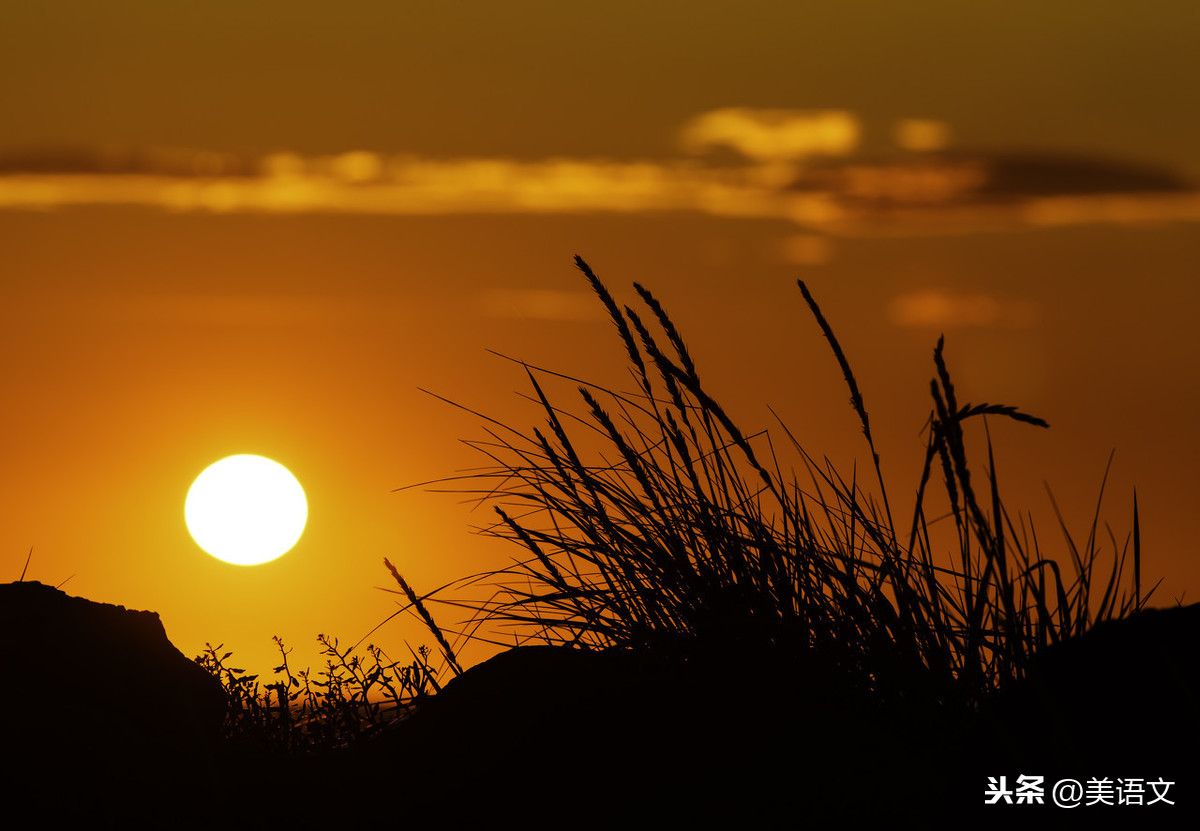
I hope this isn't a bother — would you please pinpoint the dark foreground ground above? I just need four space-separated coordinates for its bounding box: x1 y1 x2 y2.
14 641 1196 829
4 582 1198 828
244 637 1197 830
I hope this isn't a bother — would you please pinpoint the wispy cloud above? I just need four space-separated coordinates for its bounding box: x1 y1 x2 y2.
0 157 790 219
889 291 1041 329
46 293 391 327
678 108 860 161
476 289 600 321
892 119 952 153
0 109 1195 240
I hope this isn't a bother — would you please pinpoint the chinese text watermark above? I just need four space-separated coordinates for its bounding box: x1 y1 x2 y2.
985 776 1175 809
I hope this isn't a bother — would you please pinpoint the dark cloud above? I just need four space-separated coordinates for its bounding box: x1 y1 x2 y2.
790 150 1195 207
0 145 252 177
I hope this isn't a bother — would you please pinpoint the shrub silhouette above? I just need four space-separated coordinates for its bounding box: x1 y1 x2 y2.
395 255 1152 714
195 633 439 753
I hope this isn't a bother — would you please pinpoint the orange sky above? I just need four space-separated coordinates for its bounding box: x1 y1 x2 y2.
1 2 1198 680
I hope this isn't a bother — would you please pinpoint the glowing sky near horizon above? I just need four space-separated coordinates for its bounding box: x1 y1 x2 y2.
0 1 1197 680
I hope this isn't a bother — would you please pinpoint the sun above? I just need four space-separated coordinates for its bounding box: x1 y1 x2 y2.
185 455 307 566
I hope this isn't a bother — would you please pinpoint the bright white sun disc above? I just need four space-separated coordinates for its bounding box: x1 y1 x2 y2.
186 455 307 565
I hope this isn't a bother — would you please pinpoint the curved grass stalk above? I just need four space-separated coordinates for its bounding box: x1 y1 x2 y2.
389 257 1153 712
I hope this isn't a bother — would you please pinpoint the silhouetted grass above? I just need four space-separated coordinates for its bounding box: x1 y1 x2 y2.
195 633 439 753
395 255 1154 713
